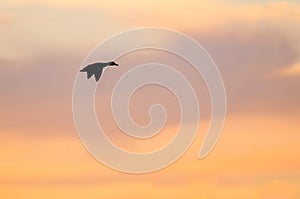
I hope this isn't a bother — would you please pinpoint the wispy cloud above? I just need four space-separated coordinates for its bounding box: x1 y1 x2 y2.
279 62 300 76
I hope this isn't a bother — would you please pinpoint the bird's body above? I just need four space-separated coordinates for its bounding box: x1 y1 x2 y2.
80 61 118 81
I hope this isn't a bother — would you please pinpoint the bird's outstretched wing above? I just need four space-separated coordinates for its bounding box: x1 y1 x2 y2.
80 64 91 72
94 68 103 81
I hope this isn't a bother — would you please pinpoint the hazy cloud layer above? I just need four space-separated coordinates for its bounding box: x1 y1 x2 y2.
1 12 299 135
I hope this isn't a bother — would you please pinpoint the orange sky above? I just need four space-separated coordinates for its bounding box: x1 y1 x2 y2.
0 0 300 198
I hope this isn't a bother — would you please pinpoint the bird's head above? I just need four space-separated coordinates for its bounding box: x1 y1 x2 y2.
109 61 119 66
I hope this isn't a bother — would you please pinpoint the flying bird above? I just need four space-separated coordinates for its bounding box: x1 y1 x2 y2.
80 61 118 81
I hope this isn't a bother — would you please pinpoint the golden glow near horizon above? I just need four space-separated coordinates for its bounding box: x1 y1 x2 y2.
0 0 300 198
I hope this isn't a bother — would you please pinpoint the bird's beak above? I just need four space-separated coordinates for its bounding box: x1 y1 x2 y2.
110 62 118 66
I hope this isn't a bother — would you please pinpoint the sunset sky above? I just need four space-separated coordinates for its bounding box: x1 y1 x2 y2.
1 0 300 198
